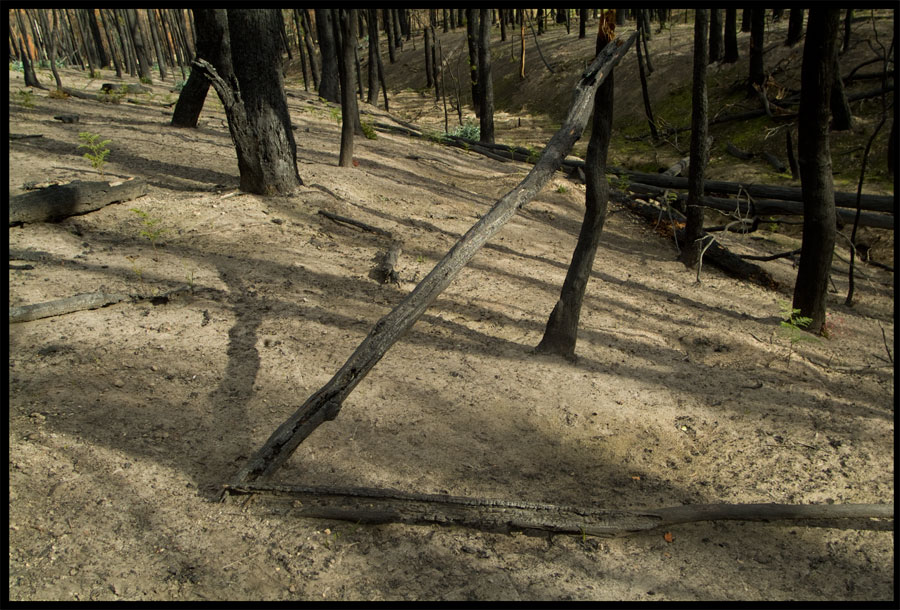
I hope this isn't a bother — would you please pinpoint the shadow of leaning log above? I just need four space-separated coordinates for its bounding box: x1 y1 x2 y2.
199 258 264 498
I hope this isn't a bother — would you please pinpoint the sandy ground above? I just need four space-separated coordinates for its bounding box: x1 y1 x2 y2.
8 20 895 602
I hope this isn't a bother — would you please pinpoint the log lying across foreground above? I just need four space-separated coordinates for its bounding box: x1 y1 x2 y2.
223 31 639 494
226 482 893 538
9 179 148 225
8 284 193 323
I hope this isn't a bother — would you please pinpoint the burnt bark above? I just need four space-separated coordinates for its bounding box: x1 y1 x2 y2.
793 8 840 334
786 9 805 46
748 8 765 97
170 8 227 129
536 16 616 360
124 8 153 83
724 8 739 63
9 179 148 225
338 9 358 168
316 8 340 103
636 27 658 140
191 9 302 195
366 9 381 105
466 9 481 116
679 9 710 269
477 9 495 144
709 9 723 63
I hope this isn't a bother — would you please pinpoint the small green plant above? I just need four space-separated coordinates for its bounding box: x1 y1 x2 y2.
556 184 568 194
139 75 153 85
360 120 377 140
130 208 168 248
78 132 112 175
329 105 342 123
16 89 35 108
606 172 630 192
778 300 820 363
446 119 480 141
526 146 541 164
426 130 449 145
125 255 148 295
9 60 24 72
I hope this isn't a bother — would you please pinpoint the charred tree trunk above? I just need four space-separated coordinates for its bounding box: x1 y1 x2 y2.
366 8 381 105
466 9 481 117
477 9 495 144
748 8 765 97
384 9 396 63
830 69 853 130
724 8 739 63
709 9 724 63
786 9 805 46
424 21 434 88
125 8 153 83
536 15 616 360
299 10 320 89
636 27 658 140
316 8 340 103
170 9 226 128
191 9 302 195
338 9 359 168
793 8 840 335
679 9 710 269
841 9 852 54
98 9 123 79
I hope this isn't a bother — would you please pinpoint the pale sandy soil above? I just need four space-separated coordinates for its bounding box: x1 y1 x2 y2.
8 18 894 602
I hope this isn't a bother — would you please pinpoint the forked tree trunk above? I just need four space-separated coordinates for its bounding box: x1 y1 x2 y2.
679 9 710 269
793 9 840 334
170 9 225 128
191 9 302 195
536 15 616 360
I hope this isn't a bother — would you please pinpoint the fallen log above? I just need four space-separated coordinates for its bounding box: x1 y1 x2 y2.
626 182 894 229
600 168 895 213
8 283 193 323
761 151 787 173
223 31 639 494
9 290 129 323
612 191 779 289
9 179 148 225
318 210 393 238
225 482 893 538
726 142 754 161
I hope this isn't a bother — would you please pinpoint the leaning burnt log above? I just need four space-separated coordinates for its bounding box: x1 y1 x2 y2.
223 32 639 493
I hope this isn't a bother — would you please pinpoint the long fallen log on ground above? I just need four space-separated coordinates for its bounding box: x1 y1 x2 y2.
626 183 894 229
8 284 192 323
225 482 893 538
223 32 639 495
9 179 148 225
596 167 895 213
